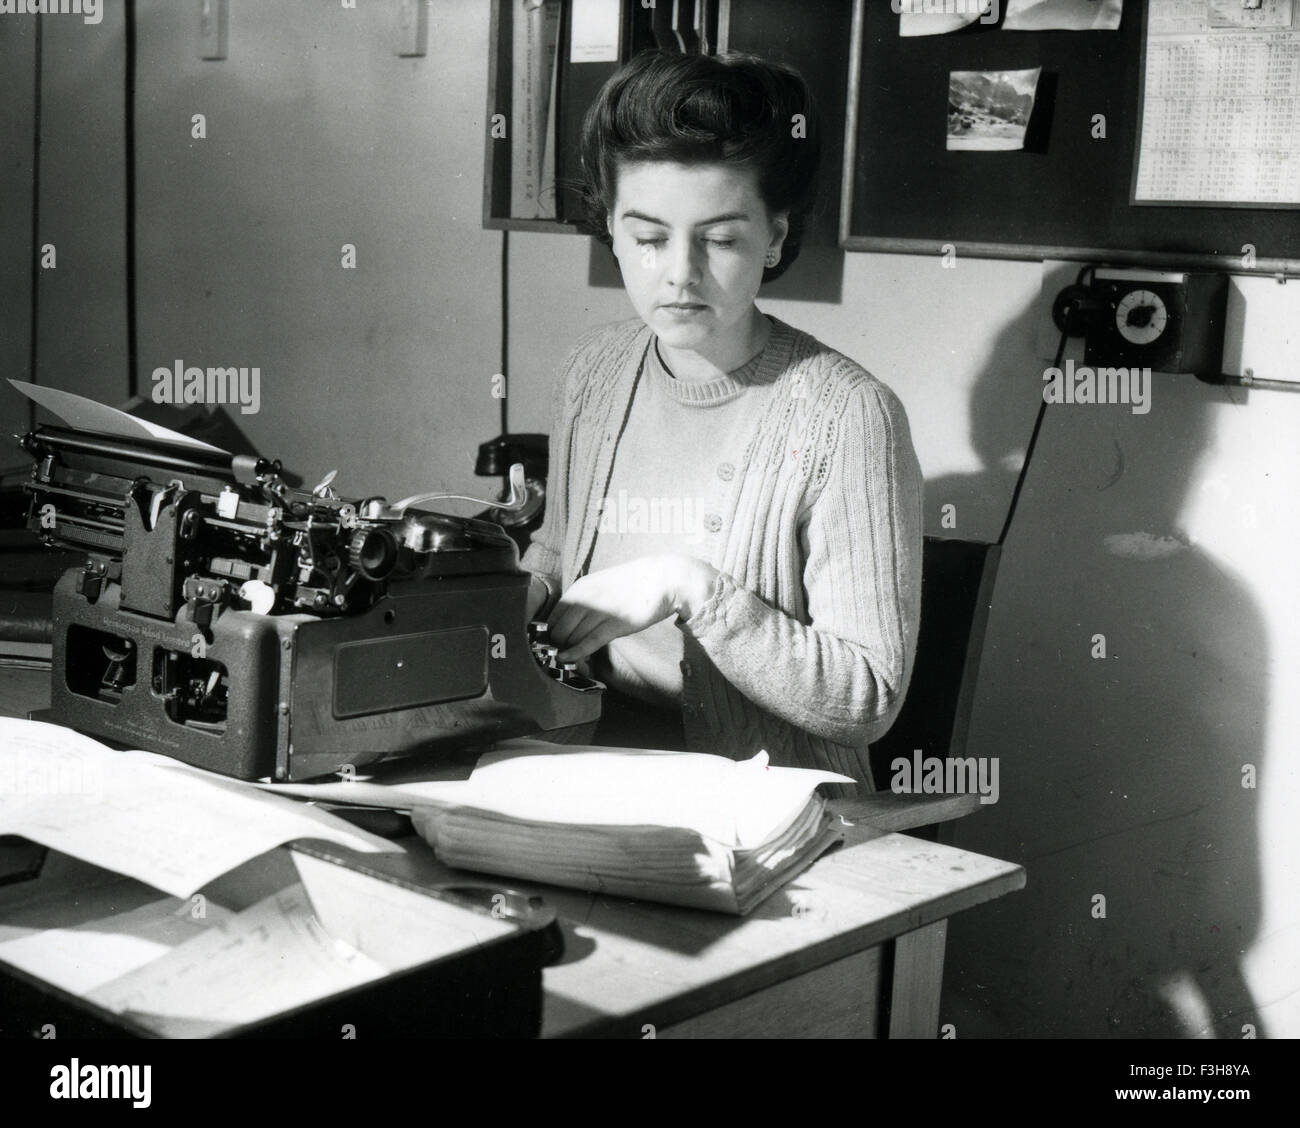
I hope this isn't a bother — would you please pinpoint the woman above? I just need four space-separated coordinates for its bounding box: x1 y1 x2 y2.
521 50 922 791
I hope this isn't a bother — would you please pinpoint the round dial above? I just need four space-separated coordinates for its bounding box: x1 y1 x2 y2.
1114 288 1168 347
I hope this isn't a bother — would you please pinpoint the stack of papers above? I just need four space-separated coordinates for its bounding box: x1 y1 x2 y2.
0 719 525 1036
402 741 853 915
0 716 853 918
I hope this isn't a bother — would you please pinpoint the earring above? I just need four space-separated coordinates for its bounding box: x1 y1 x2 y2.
765 250 780 268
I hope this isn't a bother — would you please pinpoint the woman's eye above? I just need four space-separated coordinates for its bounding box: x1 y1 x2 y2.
634 236 665 247
706 238 735 248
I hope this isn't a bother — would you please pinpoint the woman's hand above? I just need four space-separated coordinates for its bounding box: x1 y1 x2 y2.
548 555 719 662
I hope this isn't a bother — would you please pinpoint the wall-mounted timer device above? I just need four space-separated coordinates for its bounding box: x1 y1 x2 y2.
1052 268 1229 376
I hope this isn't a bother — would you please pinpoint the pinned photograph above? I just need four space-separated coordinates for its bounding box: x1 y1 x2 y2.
946 67 1042 150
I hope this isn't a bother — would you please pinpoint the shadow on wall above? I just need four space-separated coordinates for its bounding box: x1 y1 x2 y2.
931 296 1267 1038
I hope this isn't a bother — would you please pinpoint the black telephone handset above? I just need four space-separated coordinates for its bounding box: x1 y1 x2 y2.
475 434 548 553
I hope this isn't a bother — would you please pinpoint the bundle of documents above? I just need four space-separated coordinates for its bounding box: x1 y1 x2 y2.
401 742 854 915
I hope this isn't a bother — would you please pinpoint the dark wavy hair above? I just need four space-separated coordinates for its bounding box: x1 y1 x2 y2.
575 50 821 283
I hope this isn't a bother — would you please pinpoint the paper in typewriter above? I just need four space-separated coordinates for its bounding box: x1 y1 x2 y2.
7 379 228 454
0 718 401 900
401 741 855 915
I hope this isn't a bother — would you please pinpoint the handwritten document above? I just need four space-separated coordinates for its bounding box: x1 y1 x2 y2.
0 876 232 998
85 883 389 1036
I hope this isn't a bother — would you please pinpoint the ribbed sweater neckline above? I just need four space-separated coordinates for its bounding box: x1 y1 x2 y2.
649 316 790 406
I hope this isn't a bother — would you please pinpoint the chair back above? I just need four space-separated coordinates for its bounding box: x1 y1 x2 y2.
868 537 1002 792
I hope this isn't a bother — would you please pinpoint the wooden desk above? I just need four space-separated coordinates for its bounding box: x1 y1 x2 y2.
0 667 1024 1038
0 665 48 721
370 815 1023 1038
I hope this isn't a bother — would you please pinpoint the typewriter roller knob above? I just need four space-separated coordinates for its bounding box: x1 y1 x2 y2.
347 527 399 581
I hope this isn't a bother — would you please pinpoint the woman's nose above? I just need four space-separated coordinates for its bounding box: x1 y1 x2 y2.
662 238 702 289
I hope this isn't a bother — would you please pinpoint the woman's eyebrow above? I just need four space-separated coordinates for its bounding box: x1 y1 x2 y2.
620 209 751 226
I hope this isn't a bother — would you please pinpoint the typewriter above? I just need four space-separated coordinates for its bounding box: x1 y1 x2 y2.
16 403 602 781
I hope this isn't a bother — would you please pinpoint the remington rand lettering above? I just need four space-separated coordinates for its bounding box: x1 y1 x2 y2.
20 422 602 781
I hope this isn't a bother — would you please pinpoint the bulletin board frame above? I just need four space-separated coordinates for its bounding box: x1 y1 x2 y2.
839 0 1300 277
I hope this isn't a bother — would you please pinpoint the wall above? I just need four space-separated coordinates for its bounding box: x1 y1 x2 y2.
1 7 127 439
508 231 1300 1038
3 0 507 500
2 1 1297 1038
130 0 510 501
0 15 37 444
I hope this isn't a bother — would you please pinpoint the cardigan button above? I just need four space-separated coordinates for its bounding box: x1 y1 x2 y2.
717 462 735 481
703 513 722 534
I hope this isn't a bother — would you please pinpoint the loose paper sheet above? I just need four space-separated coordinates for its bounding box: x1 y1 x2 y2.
1003 0 1124 32
569 0 621 62
85 883 388 1034
1208 0 1293 30
0 719 401 900
0 879 233 998
898 1 998 37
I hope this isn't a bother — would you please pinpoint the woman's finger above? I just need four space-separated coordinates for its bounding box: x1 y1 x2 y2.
557 616 627 662
549 602 606 649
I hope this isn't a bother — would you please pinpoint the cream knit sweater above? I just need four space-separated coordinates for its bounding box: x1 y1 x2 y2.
521 315 923 791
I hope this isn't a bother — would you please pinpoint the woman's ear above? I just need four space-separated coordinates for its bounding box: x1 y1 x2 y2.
768 213 790 257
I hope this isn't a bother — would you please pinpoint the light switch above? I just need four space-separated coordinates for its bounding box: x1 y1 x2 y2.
198 0 228 61
394 0 428 58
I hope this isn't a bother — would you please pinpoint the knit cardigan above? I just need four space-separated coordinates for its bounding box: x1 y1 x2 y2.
521 316 923 791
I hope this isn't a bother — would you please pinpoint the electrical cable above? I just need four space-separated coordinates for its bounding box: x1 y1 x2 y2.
500 230 510 435
996 263 1095 547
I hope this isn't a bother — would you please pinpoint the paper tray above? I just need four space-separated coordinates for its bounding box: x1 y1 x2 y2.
0 839 557 1038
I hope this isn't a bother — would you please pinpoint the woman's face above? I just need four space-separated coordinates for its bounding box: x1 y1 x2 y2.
607 161 788 362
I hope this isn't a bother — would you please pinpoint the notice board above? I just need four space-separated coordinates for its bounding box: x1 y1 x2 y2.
840 0 1300 275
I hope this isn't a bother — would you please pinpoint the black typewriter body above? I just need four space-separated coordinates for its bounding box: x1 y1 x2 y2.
20 425 601 781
